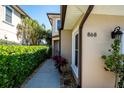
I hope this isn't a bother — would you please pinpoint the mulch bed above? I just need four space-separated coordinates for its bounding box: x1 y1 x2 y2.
60 69 77 88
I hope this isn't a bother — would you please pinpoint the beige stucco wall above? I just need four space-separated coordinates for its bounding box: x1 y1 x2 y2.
61 30 72 64
61 16 83 82
51 16 60 36
51 15 60 56
82 14 124 88
71 16 83 82
0 5 21 43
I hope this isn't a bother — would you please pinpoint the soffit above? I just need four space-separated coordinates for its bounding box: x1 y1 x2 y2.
11 5 30 17
63 5 88 30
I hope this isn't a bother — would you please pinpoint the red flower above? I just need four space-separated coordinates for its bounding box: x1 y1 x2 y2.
52 56 67 65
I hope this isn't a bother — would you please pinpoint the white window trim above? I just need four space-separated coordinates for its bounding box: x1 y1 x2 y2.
119 30 124 66
121 30 124 54
3 5 13 25
71 29 79 78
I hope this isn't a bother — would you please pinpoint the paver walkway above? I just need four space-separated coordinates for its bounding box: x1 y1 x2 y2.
22 59 60 88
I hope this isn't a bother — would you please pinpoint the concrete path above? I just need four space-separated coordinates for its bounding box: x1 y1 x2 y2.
22 59 60 88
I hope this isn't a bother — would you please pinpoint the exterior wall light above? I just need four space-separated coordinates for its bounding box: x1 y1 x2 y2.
111 26 123 39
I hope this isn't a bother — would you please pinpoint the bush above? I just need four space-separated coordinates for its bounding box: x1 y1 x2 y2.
0 39 20 45
0 45 48 87
46 46 52 58
52 56 67 73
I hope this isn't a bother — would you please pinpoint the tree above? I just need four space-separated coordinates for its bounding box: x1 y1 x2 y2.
17 17 46 45
17 17 32 45
43 29 52 45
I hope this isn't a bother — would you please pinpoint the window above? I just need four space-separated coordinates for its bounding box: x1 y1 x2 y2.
5 6 12 23
121 31 124 54
75 34 79 67
57 20 61 30
55 19 60 32
71 31 79 78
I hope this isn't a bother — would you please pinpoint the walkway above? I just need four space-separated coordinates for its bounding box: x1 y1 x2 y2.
21 59 60 88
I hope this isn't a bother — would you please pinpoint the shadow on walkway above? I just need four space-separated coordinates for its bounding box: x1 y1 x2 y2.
21 59 60 88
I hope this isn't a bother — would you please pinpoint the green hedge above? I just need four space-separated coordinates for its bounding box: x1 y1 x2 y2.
0 39 20 45
0 45 48 87
46 45 52 58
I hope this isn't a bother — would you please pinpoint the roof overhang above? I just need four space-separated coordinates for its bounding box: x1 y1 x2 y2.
61 5 89 30
47 13 60 26
11 5 31 18
61 5 124 30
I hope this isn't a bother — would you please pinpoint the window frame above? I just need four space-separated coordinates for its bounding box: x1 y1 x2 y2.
55 19 60 32
72 29 79 78
57 19 61 30
75 34 79 67
3 5 13 25
121 31 124 54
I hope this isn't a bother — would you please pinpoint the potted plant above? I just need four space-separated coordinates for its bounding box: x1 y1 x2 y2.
52 56 67 73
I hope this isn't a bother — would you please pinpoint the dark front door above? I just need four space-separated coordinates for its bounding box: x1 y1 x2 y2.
54 40 59 56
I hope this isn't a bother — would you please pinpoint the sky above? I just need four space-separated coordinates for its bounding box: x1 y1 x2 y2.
19 5 60 30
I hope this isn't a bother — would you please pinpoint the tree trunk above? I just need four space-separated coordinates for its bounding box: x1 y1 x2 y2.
114 73 118 88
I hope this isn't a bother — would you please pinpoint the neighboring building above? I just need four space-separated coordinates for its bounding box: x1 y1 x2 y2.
0 5 29 43
47 13 61 56
59 5 124 88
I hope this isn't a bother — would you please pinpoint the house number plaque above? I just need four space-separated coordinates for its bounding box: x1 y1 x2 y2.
87 32 97 37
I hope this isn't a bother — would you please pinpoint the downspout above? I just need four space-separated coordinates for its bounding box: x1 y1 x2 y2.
59 5 67 56
78 5 94 88
59 29 61 56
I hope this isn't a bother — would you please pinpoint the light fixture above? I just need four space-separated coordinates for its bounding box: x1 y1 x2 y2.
111 26 123 39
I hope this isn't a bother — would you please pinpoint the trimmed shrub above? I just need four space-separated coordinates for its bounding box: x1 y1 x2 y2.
0 39 20 45
0 45 48 87
46 45 52 58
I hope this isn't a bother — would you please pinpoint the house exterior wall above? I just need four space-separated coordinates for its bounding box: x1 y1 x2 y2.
61 30 72 64
71 16 83 82
48 14 60 56
0 5 21 43
81 14 124 88
52 17 60 37
60 16 83 83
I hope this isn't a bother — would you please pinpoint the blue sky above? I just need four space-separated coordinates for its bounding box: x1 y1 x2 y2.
19 5 60 30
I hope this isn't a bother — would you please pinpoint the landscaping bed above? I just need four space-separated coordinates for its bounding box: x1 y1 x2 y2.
0 45 49 88
60 69 77 88
52 56 77 88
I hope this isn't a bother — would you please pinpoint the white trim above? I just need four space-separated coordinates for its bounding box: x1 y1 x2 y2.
55 19 57 32
121 30 124 54
120 30 124 66
72 29 79 78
